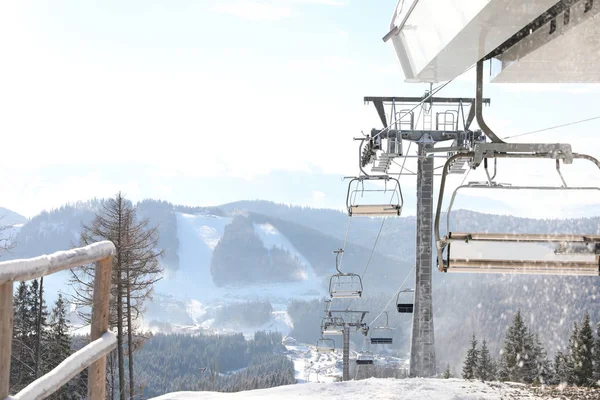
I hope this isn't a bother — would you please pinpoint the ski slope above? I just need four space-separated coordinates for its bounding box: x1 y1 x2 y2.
149 377 559 400
154 212 325 304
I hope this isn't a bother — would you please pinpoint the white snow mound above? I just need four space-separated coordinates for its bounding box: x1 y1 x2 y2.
149 377 556 400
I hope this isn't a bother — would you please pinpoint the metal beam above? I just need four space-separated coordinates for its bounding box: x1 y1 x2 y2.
373 100 388 127
371 128 465 142
364 96 490 105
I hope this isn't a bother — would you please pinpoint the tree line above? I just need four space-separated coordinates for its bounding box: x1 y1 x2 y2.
10 279 86 399
133 331 295 397
458 310 600 387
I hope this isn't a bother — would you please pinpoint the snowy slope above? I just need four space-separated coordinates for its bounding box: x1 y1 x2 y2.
149 377 558 400
144 212 326 333
154 212 325 304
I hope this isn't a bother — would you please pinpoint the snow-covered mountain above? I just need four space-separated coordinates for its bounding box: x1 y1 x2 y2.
143 211 326 334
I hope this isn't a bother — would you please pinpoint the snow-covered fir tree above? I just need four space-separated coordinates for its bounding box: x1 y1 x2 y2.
574 312 594 386
46 294 72 399
594 323 600 385
442 364 451 379
554 351 571 384
462 334 479 380
497 310 550 384
477 339 493 381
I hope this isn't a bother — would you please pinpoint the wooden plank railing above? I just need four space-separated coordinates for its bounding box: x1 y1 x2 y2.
0 241 116 400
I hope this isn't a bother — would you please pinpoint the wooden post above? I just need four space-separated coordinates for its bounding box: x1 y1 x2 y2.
88 257 113 400
0 282 14 398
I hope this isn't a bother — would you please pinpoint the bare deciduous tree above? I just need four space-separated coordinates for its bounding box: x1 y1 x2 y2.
69 192 163 400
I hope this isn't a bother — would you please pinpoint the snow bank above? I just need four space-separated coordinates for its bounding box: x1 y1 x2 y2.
0 241 115 283
149 377 557 400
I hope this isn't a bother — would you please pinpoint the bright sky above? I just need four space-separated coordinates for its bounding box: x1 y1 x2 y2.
1 0 600 218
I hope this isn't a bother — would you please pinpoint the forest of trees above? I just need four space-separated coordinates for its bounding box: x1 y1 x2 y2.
8 282 294 398
133 331 295 397
210 215 306 286
460 310 600 387
9 279 87 399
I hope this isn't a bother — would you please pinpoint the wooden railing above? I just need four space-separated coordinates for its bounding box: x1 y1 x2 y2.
0 241 116 400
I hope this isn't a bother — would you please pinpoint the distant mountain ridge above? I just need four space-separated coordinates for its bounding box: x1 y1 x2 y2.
0 207 27 226
3 198 600 370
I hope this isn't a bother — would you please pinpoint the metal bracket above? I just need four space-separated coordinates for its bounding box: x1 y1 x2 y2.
472 143 574 166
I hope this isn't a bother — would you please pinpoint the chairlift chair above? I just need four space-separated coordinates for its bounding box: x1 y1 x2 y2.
356 351 374 365
346 175 403 217
435 147 600 276
370 311 394 345
316 337 335 353
396 288 414 313
329 249 364 298
321 316 344 336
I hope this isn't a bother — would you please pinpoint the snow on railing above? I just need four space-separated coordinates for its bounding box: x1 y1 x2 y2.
0 241 116 400
0 241 115 284
7 332 117 400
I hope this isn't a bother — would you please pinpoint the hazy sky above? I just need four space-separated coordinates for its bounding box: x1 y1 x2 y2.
1 0 600 218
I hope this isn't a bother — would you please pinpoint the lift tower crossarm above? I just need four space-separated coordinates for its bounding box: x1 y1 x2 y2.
364 97 490 104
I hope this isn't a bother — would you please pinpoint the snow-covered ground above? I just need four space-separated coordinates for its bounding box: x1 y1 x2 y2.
149 377 561 400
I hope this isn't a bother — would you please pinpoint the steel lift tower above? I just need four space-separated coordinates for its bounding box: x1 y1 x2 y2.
352 0 600 379
321 309 369 381
362 93 489 377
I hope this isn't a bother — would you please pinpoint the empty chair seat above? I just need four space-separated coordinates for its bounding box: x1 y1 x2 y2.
348 204 402 216
316 338 335 353
397 303 414 313
370 337 393 345
346 176 403 217
356 352 374 365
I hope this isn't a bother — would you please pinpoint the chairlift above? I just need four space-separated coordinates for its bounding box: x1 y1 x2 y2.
346 175 403 217
396 288 414 313
356 351 374 365
329 249 363 298
435 148 600 276
370 311 394 345
321 316 344 336
316 337 335 353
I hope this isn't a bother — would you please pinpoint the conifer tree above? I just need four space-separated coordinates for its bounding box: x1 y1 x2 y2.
499 310 529 382
554 351 570 384
462 334 479 379
593 323 600 386
569 321 581 384
11 281 33 391
575 312 594 386
529 333 551 385
442 364 451 379
47 294 72 400
477 339 493 381
28 278 50 378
